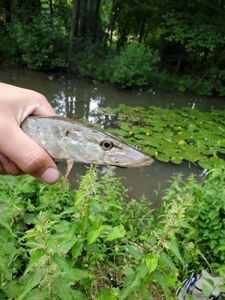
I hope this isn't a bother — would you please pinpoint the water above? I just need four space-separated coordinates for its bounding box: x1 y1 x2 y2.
1 67 224 206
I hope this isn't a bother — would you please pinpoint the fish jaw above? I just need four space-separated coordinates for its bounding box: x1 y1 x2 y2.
103 144 154 168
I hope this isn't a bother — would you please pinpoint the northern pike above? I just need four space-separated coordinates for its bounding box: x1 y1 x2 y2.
22 116 153 188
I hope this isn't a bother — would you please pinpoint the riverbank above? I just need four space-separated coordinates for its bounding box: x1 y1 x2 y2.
1 0 225 98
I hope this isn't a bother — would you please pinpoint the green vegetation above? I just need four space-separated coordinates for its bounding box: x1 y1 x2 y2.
1 0 225 95
8 14 66 70
100 105 225 169
111 43 160 87
0 2 224 297
0 168 224 299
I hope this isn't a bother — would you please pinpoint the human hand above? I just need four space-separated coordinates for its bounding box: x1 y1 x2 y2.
0 82 59 184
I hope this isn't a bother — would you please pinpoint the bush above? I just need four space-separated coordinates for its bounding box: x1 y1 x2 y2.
71 42 114 81
111 42 160 87
8 14 66 70
180 169 225 267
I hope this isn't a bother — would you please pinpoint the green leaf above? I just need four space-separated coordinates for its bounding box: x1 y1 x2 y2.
106 225 126 241
18 272 42 300
53 277 87 300
52 254 89 281
165 241 183 264
72 239 84 259
152 271 170 297
219 285 225 293
97 288 118 300
87 225 105 244
145 253 158 274
120 263 148 300
159 252 176 271
126 245 143 261
24 249 46 275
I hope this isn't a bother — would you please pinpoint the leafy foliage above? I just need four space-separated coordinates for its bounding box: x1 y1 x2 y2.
173 169 225 269
8 14 66 70
0 168 224 299
1 0 225 95
111 42 160 87
100 105 225 169
70 43 115 81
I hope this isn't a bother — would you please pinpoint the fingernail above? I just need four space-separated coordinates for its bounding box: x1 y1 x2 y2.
40 168 59 184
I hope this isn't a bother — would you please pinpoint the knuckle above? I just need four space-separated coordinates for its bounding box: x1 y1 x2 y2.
33 92 47 103
27 89 47 104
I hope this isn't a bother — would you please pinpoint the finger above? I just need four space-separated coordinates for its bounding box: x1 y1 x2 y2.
19 93 56 122
0 161 7 175
1 126 60 184
0 154 22 175
31 93 56 116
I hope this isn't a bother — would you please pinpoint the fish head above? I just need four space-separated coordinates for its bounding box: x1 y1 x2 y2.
75 127 153 167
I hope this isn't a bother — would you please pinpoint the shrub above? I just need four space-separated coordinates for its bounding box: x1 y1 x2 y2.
8 14 66 70
181 169 225 267
111 42 160 87
71 42 113 80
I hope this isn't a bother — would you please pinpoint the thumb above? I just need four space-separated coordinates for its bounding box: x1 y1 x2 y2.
1 125 59 184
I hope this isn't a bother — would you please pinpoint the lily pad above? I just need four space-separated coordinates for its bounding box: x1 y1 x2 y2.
156 153 171 162
100 105 225 169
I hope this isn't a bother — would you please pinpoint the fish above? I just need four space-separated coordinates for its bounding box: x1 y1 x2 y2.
21 116 153 189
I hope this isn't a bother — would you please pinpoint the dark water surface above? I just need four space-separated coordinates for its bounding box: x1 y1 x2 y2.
1 67 224 206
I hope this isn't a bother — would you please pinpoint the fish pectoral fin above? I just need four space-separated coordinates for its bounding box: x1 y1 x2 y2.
60 159 74 192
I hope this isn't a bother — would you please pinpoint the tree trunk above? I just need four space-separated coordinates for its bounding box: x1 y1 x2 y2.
92 0 101 42
3 0 12 22
67 0 80 70
109 0 119 46
49 0 53 18
138 17 146 43
117 24 127 50
79 0 88 38
174 52 183 75
143 21 151 42
74 0 80 37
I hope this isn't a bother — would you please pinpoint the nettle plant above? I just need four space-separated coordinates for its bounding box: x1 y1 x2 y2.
0 167 224 299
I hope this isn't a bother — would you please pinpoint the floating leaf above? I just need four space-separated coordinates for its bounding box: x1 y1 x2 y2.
101 105 225 169
156 153 170 162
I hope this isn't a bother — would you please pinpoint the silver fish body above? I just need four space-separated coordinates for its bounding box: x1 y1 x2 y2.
21 116 153 168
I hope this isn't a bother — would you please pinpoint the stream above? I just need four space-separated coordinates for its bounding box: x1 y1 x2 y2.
1 66 224 206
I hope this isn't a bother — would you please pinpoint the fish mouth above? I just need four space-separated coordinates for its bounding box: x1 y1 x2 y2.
118 156 154 168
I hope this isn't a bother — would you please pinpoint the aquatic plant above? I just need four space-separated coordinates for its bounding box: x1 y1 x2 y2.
100 105 225 169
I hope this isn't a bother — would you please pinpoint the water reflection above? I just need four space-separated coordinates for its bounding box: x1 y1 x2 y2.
88 96 104 123
0 67 224 205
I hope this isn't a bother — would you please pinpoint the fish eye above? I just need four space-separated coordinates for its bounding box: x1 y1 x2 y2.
100 140 114 151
